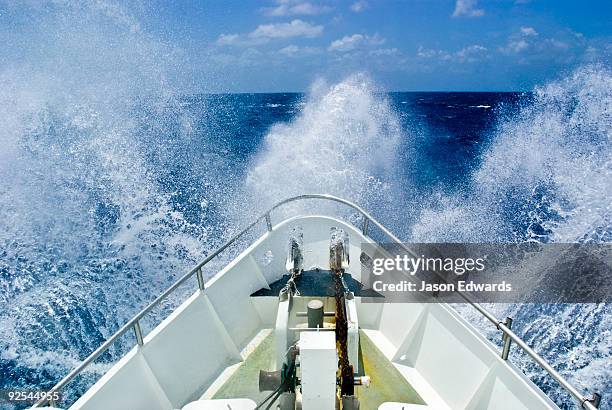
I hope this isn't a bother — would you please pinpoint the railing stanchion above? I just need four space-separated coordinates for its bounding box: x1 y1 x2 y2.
362 215 369 236
586 393 601 409
134 320 144 346
265 213 273 232
31 194 598 410
501 317 513 360
196 267 205 291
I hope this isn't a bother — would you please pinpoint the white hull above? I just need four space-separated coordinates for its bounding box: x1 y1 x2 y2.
67 215 558 410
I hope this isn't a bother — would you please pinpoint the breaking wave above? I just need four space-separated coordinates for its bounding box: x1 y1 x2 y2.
0 3 407 404
0 1 609 408
242 75 405 224
0 1 214 405
410 65 611 408
411 65 611 244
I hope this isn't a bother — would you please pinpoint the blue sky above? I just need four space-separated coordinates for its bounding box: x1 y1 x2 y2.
148 0 611 92
1 0 610 92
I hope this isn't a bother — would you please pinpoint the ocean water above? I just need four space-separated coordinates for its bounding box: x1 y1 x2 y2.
0 3 610 410
1 74 611 409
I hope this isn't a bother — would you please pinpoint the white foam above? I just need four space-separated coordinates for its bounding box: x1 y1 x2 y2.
241 74 404 221
0 1 210 392
410 65 612 407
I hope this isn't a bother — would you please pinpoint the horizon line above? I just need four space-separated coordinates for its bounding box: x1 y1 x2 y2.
192 90 532 95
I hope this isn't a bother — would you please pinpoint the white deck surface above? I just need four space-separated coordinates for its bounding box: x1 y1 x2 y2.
67 216 559 410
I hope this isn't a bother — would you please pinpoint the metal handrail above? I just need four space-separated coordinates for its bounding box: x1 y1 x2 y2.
33 194 600 409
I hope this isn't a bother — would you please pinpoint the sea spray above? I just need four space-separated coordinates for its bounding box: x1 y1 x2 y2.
0 4 609 406
411 65 611 244
0 1 213 405
410 65 611 408
242 74 405 225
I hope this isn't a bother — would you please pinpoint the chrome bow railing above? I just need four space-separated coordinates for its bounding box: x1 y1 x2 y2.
33 194 601 409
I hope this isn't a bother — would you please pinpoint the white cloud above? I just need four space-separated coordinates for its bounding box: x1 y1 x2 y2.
262 1 332 17
499 27 541 54
417 46 451 60
278 44 300 56
369 48 399 57
455 44 488 62
215 33 268 47
350 1 368 12
502 39 529 54
520 26 538 36
452 0 484 18
328 33 385 52
249 19 323 39
547 39 569 49
278 44 321 57
217 19 323 47
499 27 586 59
329 34 362 52
216 34 241 46
417 44 487 63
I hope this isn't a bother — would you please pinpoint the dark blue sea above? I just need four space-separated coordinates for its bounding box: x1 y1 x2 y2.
0 72 610 409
